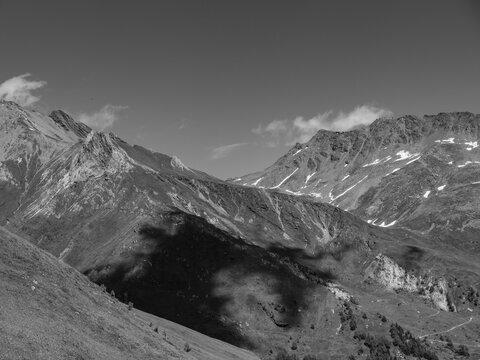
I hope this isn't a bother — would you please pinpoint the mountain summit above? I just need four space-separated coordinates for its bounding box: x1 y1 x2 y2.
234 112 480 246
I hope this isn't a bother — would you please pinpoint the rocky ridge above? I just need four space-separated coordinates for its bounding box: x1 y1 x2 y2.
234 112 480 244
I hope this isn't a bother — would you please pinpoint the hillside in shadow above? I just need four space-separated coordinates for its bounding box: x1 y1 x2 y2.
84 210 350 350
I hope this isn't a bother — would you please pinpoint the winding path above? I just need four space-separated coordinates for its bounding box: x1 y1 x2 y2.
418 317 473 339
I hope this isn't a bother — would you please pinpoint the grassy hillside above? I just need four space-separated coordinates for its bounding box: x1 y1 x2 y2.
0 226 259 360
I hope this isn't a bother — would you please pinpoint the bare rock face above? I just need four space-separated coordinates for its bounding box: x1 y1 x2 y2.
365 254 456 312
49 110 91 138
365 254 418 292
425 278 453 312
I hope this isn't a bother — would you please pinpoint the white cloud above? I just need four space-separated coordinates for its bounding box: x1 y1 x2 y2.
252 105 393 146
211 142 249 160
0 73 47 107
77 104 128 130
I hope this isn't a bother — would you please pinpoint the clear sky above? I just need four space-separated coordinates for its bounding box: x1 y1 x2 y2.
1 0 479 179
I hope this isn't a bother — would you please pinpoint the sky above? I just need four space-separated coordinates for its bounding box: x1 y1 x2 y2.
0 0 479 179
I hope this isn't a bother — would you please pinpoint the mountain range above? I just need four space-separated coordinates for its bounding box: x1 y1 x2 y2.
1 100 479 359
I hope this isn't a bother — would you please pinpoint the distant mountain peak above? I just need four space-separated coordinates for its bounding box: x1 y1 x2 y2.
49 110 91 138
234 112 480 238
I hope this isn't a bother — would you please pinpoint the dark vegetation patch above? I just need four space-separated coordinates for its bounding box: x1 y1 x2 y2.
389 323 438 360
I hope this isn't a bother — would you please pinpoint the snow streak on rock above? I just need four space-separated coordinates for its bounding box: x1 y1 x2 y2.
271 168 298 189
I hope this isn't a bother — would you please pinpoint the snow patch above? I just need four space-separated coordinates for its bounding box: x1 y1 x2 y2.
362 158 381 167
363 156 392 167
423 190 431 198
458 161 472 168
251 177 263 186
271 168 298 189
305 172 316 184
341 174 350 181
378 220 397 227
292 149 302 156
437 185 446 191
394 150 418 162
465 141 478 151
329 175 368 203
406 156 421 165
435 138 455 144
386 168 400 176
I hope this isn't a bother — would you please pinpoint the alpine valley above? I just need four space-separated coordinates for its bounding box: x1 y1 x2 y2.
1 100 479 360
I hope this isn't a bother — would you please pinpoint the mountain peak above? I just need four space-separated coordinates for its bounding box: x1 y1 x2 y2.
49 110 91 138
234 112 480 230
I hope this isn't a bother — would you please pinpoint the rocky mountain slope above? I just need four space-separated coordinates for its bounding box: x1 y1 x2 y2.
1 101 479 359
234 113 480 247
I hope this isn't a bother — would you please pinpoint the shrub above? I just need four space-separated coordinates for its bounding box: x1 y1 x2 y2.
389 323 438 360
353 331 367 341
454 345 469 357
350 297 359 305
275 351 299 360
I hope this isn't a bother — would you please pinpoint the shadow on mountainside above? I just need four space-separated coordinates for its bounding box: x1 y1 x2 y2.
393 245 426 273
84 210 350 349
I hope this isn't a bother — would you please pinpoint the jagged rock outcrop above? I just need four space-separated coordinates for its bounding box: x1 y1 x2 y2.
49 110 91 138
365 254 456 312
365 254 418 292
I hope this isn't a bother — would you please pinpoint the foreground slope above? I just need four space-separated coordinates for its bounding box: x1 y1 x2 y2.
0 226 260 360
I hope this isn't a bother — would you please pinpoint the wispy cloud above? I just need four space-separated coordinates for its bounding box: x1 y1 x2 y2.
211 142 249 160
77 104 128 131
0 73 47 107
178 120 187 130
253 105 393 146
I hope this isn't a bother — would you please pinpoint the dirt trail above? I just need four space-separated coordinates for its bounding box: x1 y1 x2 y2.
418 317 473 339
